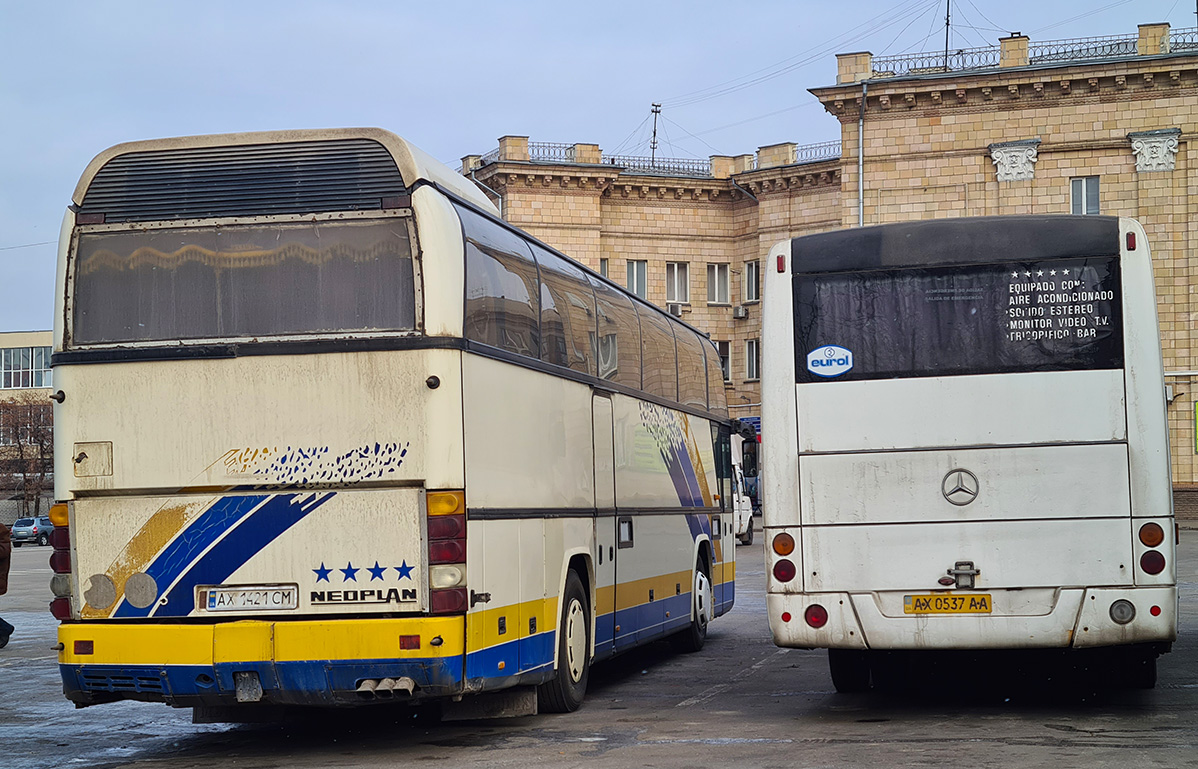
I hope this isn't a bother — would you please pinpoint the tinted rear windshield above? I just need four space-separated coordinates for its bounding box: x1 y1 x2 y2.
795 256 1123 383
13 518 32 526
72 218 416 345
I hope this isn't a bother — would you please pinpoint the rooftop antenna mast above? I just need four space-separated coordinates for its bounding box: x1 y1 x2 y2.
943 0 951 72
650 103 662 166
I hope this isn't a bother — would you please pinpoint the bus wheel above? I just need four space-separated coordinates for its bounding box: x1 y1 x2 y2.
738 521 754 547
672 558 712 653
537 570 590 713
828 649 871 693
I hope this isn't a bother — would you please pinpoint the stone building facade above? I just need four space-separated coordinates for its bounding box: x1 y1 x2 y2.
464 21 1198 487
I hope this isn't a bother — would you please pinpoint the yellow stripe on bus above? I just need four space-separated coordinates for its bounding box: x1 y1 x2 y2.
59 616 466 666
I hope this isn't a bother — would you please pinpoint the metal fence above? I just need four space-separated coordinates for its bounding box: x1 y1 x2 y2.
795 140 842 164
872 27 1198 78
527 142 577 162
873 45 999 78
1029 32 1137 65
603 154 713 177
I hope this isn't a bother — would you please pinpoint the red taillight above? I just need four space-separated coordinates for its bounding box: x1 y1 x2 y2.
1140 550 1166 575
50 550 71 574
74 640 94 655
780 611 792 622
1150 605 1162 617
49 528 69 549
430 587 467 614
399 634 421 650
49 597 71 620
1126 232 1136 251
804 604 828 628
772 559 797 583
427 514 465 540
429 541 465 564
777 254 785 272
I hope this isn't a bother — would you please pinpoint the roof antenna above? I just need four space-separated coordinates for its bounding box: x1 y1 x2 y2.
943 0 951 72
650 103 662 166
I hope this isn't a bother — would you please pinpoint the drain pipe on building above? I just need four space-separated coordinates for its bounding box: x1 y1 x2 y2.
470 169 504 219
858 81 867 227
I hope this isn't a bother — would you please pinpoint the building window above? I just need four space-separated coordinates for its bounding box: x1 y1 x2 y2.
1071 176 1099 215
1 346 52 389
746 338 760 380
716 341 730 382
744 261 760 303
626 260 647 299
599 258 608 278
666 262 689 303
707 264 729 304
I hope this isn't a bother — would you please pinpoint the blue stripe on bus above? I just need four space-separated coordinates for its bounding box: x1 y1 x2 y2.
110 495 264 617
63 655 467 704
113 492 335 618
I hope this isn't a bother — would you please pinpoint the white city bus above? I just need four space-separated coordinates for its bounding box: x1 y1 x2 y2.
47 128 737 719
761 216 1175 691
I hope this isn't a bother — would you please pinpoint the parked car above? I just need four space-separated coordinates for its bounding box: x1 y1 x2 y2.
11 516 54 547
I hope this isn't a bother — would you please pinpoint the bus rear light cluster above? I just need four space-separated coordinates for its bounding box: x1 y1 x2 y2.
427 491 467 614
1138 522 1166 575
47 503 72 620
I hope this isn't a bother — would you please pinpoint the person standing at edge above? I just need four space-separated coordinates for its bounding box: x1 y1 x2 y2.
0 521 12 648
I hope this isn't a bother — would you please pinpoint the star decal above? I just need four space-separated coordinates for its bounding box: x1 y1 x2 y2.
395 560 414 581
1049 269 1057 276
367 561 387 581
313 562 332 583
1036 270 1044 277
340 562 359 582
1023 271 1032 277
1011 271 1019 278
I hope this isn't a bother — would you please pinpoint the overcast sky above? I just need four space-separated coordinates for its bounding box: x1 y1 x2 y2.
1 0 1190 332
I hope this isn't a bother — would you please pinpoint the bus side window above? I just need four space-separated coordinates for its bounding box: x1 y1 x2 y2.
638 306 678 401
590 276 642 390
531 244 596 376
676 330 708 410
712 424 733 511
458 205 541 359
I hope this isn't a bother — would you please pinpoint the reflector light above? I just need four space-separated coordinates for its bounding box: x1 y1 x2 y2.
73 640 94 655
1138 522 1165 548
1109 599 1136 625
49 503 69 527
772 532 795 556
804 604 828 628
780 612 792 623
49 597 71 620
399 635 421 650
1140 550 1166 575
777 254 785 273
1126 232 1136 251
76 212 105 225
772 559 797 583
1150 605 1162 617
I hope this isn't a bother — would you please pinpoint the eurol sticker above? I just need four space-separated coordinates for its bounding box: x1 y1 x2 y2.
806 345 853 378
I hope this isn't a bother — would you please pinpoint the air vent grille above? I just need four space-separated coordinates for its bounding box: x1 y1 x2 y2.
78 138 405 222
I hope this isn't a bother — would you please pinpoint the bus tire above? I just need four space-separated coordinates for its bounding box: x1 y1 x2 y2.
537 570 590 713
738 522 753 547
671 557 712 653
828 648 871 693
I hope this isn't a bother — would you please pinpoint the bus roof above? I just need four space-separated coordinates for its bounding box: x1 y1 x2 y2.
71 127 498 216
790 215 1120 274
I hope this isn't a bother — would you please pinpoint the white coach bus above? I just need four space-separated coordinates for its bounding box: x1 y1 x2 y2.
761 216 1175 691
47 128 737 719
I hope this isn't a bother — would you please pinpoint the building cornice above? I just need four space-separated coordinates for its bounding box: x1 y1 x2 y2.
812 54 1198 122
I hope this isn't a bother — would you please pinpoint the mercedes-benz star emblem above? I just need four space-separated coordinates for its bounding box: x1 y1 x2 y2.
941 469 979 506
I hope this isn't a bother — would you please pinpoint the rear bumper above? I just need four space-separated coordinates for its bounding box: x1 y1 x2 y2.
58 616 465 707
768 586 1177 651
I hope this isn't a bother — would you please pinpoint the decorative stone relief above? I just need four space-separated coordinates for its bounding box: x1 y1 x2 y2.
989 139 1041 182
1129 129 1181 172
